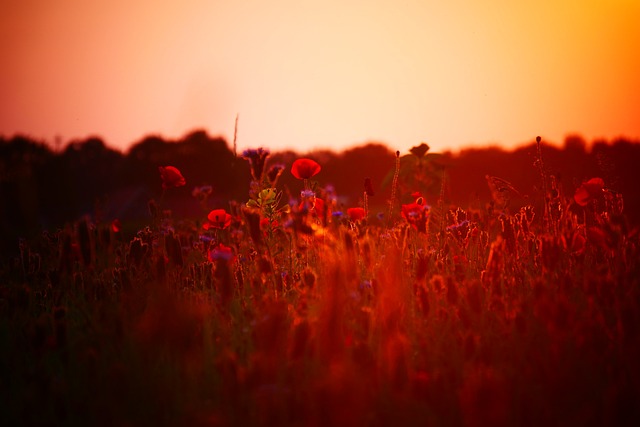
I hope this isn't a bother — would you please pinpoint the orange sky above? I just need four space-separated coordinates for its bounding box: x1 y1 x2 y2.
1 0 639 154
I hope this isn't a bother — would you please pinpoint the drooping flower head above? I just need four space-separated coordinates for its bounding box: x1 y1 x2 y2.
242 148 270 181
204 208 232 230
159 166 186 189
574 177 604 207
291 158 321 180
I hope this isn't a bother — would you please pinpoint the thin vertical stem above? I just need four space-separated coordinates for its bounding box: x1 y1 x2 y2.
233 114 239 159
388 150 400 226
536 136 551 233
363 191 369 220
438 165 447 253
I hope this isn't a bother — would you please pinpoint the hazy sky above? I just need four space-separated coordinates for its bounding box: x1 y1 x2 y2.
1 0 639 154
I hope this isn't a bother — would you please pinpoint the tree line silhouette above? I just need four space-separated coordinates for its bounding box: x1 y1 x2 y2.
2 130 639 256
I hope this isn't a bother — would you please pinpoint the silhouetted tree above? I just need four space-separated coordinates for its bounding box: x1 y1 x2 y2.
0 136 54 255
56 137 124 219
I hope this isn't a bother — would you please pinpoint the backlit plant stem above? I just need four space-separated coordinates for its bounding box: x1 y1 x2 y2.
388 150 400 226
363 190 369 220
536 136 551 234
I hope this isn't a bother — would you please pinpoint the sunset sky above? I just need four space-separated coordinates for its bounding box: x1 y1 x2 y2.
1 0 639 154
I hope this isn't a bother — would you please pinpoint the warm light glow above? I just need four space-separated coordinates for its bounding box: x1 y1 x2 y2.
1 0 639 153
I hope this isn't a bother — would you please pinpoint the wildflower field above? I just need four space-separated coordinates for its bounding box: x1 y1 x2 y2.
1 138 639 426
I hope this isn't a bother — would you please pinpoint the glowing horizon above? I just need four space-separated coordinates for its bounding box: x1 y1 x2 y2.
1 0 639 154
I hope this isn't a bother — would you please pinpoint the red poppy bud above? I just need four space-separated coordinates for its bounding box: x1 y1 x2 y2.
401 202 429 233
159 166 186 189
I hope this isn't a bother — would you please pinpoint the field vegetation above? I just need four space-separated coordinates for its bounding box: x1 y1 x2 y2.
1 136 639 426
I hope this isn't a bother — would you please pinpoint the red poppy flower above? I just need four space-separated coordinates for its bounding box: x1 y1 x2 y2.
291 158 321 180
159 166 186 189
402 202 429 233
347 207 366 221
401 202 426 219
204 209 232 229
111 219 121 233
574 177 604 206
